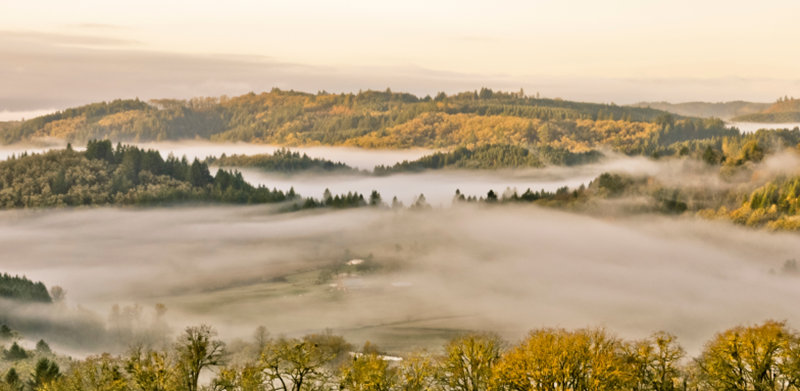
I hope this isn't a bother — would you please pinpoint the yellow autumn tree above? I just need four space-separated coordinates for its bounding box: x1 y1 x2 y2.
695 320 800 391
492 328 632 391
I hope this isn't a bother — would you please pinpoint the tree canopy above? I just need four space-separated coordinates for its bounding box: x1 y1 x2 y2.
4 320 800 391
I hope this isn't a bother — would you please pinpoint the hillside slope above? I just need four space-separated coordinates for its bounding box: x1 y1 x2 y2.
732 97 800 123
0 89 734 153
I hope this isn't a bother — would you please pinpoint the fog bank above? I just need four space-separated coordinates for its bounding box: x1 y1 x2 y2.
728 122 800 134
237 169 599 205
1 206 799 354
136 141 436 171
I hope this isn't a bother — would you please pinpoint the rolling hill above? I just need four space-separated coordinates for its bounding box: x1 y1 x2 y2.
0 89 734 155
732 97 800 122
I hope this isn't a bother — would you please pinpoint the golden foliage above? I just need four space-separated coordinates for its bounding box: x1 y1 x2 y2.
35 116 87 139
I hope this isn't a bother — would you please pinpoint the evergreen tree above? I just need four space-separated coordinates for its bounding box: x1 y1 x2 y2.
28 358 60 391
3 342 27 361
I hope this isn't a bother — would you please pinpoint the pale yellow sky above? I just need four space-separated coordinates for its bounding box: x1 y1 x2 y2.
1 0 799 112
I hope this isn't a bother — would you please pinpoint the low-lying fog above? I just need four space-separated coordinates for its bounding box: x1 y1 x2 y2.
0 144 61 161
236 151 800 205
0 141 681 204
728 122 800 134
2 206 800 355
238 169 600 205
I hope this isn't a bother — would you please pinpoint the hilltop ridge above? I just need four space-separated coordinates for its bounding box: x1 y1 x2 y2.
732 96 800 123
0 88 731 154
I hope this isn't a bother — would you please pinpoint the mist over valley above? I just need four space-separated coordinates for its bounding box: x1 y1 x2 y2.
4 3 800 386
2 205 799 357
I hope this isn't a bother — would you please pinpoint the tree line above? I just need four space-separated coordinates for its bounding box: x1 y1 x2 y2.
0 141 375 210
453 172 688 216
2 320 800 391
200 124 797 175
207 149 357 174
0 275 51 304
374 144 602 174
0 140 439 211
2 140 800 231
203 144 602 175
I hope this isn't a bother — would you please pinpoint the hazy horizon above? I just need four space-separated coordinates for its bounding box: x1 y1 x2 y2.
2 0 800 115
0 89 792 123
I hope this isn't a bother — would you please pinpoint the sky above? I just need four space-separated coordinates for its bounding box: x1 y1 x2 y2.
1 0 800 117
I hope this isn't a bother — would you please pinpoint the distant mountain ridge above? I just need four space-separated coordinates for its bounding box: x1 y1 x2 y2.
732 97 800 123
629 101 769 120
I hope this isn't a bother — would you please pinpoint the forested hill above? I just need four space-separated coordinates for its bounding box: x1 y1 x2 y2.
0 140 298 208
0 140 388 210
0 89 735 152
374 144 601 174
732 97 800 123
